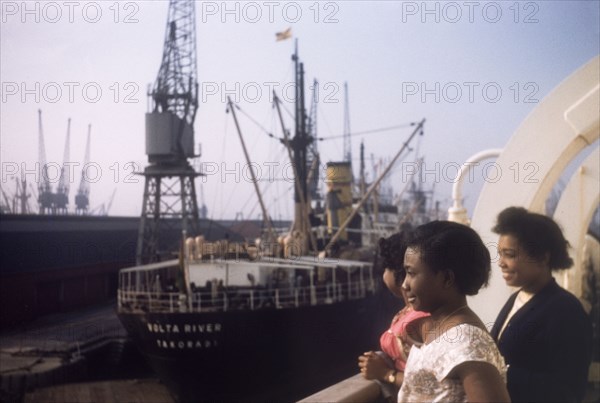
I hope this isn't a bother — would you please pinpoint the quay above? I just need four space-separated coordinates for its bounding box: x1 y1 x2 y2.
0 298 370 403
0 300 173 403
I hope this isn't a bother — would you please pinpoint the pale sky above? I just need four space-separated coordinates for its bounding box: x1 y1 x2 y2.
1 0 599 219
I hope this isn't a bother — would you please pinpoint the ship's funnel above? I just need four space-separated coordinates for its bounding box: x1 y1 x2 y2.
325 162 354 242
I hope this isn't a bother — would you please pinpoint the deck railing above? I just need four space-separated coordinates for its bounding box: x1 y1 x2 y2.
117 259 375 314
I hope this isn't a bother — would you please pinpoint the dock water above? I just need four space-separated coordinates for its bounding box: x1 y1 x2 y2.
0 300 171 403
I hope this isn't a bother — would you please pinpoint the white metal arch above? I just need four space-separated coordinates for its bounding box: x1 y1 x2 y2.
553 149 599 302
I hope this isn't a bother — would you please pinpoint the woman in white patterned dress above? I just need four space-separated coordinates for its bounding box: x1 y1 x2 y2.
398 221 510 402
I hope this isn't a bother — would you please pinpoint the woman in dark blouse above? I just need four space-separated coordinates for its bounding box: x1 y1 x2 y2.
490 207 592 402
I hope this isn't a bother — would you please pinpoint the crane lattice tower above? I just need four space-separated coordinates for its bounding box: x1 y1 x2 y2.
54 118 71 215
37 109 54 214
137 0 201 264
75 124 92 215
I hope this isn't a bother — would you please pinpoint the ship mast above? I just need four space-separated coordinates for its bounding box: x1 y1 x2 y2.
307 78 321 202
289 40 313 253
137 0 200 264
271 42 321 254
274 92 318 254
343 82 352 164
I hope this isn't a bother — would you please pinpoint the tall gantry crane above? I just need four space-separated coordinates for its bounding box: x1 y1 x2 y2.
54 118 71 214
37 109 54 214
75 124 92 215
137 0 201 264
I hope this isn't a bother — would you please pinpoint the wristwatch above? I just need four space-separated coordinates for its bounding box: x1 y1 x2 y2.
386 370 397 384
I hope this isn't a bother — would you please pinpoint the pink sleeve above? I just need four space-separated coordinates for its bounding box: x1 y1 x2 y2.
392 309 429 335
401 310 430 324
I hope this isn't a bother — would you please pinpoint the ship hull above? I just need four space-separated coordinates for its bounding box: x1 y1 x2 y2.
118 292 396 402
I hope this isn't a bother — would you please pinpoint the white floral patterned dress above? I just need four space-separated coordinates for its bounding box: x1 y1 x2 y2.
397 323 506 402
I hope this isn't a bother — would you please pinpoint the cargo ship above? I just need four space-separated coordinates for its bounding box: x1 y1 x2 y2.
116 248 397 401
112 2 433 398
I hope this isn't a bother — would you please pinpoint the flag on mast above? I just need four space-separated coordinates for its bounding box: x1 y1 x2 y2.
275 27 292 41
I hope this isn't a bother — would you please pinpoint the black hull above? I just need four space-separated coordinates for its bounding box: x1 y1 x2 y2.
118 291 398 402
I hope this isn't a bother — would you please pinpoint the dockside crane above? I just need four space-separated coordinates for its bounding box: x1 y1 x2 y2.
14 176 32 214
37 109 54 214
28 183 39 213
1 187 12 214
75 124 92 215
137 0 201 264
54 118 72 214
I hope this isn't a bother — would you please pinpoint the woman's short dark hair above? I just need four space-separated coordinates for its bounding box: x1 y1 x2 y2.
406 221 490 296
378 229 412 285
492 206 573 270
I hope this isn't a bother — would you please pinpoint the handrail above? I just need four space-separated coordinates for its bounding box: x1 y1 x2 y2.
118 279 374 314
118 256 375 314
297 373 380 403
447 148 502 225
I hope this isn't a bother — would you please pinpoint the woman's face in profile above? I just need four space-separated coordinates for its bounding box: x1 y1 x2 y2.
402 247 446 313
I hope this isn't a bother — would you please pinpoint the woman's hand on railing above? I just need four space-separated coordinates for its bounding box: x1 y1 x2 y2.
358 351 390 381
